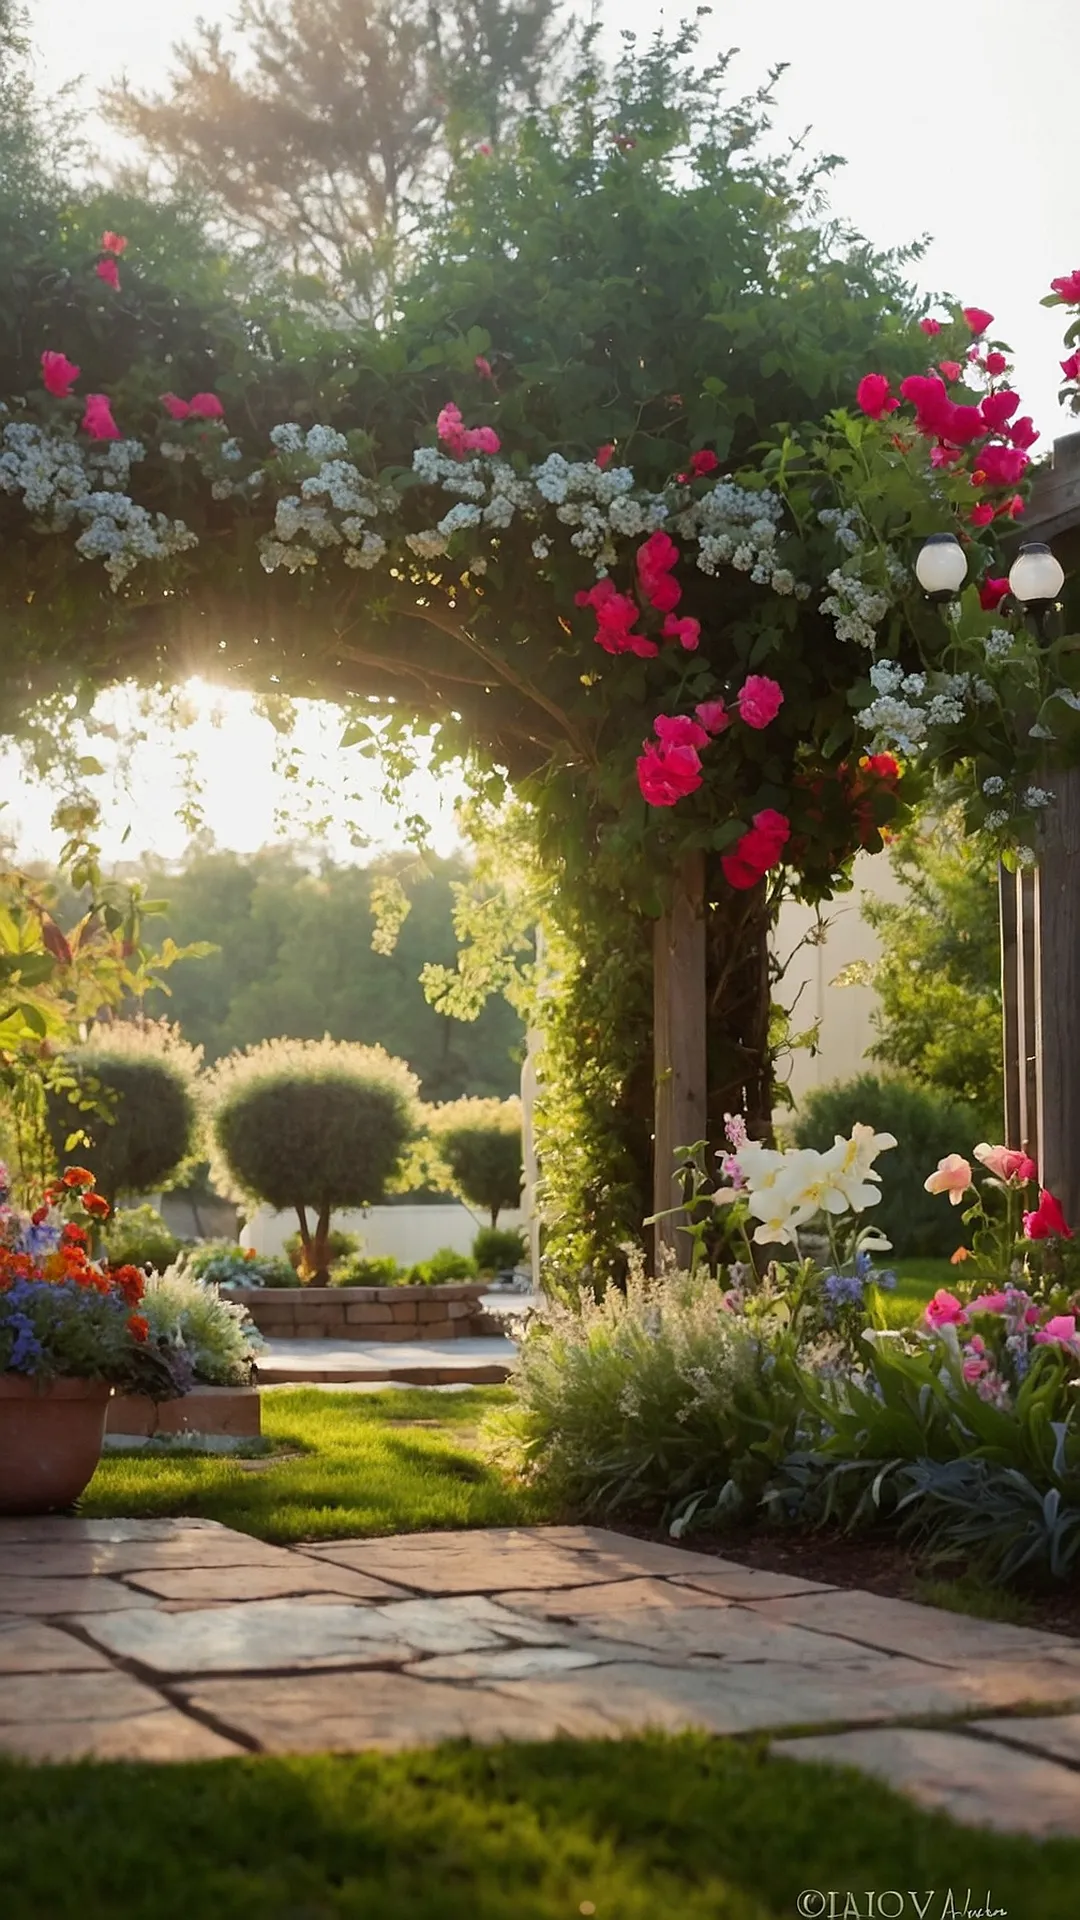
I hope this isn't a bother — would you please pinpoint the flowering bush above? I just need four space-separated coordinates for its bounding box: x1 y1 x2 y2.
0 1163 183 1394
138 1261 263 1386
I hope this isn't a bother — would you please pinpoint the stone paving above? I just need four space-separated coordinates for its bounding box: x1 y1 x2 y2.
5 1517 1080 1834
255 1333 515 1385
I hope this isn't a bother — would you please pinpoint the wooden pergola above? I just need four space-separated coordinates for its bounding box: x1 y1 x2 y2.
1002 428 1080 1220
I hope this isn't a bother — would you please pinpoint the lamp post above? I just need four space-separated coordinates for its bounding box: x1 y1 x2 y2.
914 532 968 602
1008 542 1066 639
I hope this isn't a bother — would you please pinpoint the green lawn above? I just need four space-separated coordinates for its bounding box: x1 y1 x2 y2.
879 1256 953 1327
81 1387 550 1541
3 1732 1078 1920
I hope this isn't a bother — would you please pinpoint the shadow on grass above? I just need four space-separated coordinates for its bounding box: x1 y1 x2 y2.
2 1733 1078 1920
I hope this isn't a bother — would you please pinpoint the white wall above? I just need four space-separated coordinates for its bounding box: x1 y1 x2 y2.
240 1203 526 1264
772 849 906 1116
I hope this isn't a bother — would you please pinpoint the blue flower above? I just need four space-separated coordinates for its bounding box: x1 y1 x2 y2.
823 1271 864 1307
7 1314 43 1373
853 1249 873 1282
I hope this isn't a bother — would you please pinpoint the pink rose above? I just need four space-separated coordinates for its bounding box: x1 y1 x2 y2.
1062 353 1080 381
924 1288 968 1329
595 444 615 469
81 394 122 440
653 713 709 751
919 317 942 336
95 258 120 290
1008 416 1039 451
980 389 1020 432
983 351 1009 377
963 306 994 336
1051 271 1080 303
41 350 80 397
100 231 127 255
188 392 225 420
938 360 962 381
662 613 701 651
689 449 719 477
978 577 1009 611
721 810 790 890
694 700 729 736
160 392 191 420
636 741 703 807
973 1143 1038 1185
969 503 995 527
737 675 784 730
474 356 493 379
966 1293 1012 1315
856 373 898 420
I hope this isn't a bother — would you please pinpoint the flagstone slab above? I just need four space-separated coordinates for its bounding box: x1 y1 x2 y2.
485 1651 1080 1737
178 1668 614 1750
744 1588 1080 1667
123 1559 412 1605
672 1565 836 1601
406 1645 609 1681
972 1712 1080 1764
773 1725 1080 1836
0 1517 228 1544
0 1532 299 1579
0 1576 158 1615
497 1577 860 1663
0 1615 111 1672
0 1668 243 1762
305 1525 721 1594
501 1576 732 1619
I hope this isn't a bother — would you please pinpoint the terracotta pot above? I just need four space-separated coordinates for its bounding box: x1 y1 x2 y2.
0 1375 112 1515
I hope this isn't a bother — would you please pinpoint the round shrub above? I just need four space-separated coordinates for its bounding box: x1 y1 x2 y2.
330 1253 403 1288
104 1204 181 1273
473 1225 527 1273
406 1247 478 1285
46 1022 200 1208
793 1072 983 1258
187 1243 298 1289
206 1038 419 1281
429 1096 523 1227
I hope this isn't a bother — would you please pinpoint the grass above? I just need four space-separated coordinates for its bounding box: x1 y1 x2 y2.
3 1732 1080 1920
912 1575 1038 1626
878 1255 954 1327
80 1387 549 1542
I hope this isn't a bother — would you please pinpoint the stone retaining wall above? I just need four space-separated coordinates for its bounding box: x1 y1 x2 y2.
106 1384 261 1437
230 1281 490 1343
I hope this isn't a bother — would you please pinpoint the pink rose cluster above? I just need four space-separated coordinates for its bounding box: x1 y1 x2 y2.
636 674 785 816
436 402 500 458
575 533 702 657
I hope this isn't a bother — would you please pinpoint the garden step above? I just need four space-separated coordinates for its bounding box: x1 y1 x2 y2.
253 1334 515 1386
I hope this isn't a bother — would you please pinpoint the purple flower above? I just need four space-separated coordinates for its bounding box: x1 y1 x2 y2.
823 1272 864 1307
8 1313 43 1372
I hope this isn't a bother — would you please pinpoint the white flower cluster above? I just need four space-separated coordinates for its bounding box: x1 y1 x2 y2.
984 627 1014 661
817 506 861 553
0 421 195 586
715 1124 896 1247
673 482 803 594
860 661 995 756
820 563 891 650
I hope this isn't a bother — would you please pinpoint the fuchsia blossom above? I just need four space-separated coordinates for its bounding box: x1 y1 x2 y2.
978 576 1010 610
96 258 120 290
944 404 986 446
855 373 898 419
721 809 790 890
636 530 682 612
919 316 942 336
737 675 784 729
973 444 1029 488
41 350 80 397
973 1143 1038 1184
980 388 1020 431
81 394 121 440
1009 416 1039 450
695 699 729 734
662 613 700 650
969 503 995 527
636 740 703 806
1023 1189 1073 1240
924 1288 968 1329
963 306 995 335
474 356 493 379
436 401 500 458
575 578 656 657
1062 353 1080 381
1051 270 1080 302
653 713 710 751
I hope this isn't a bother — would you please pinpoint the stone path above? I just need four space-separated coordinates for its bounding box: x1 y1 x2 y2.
4 1517 1080 1834
255 1333 515 1385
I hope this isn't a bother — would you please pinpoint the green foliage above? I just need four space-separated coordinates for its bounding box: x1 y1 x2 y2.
103 1204 181 1273
794 1072 981 1257
406 1246 478 1284
330 1253 403 1287
45 1023 200 1208
140 1261 264 1385
472 1224 525 1272
855 810 1002 1124
284 1226 360 1269
207 1036 419 1277
187 1242 299 1289
429 1096 522 1225
141 846 523 1098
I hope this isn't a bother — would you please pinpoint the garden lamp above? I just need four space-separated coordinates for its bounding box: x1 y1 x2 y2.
1008 543 1065 628
915 533 968 602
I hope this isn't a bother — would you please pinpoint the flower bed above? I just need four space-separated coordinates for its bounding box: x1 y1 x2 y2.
231 1281 490 1342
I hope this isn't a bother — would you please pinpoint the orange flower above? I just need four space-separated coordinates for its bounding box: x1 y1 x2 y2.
113 1264 145 1307
62 1167 96 1189
950 1245 974 1265
82 1193 110 1218
61 1222 89 1246
127 1314 149 1343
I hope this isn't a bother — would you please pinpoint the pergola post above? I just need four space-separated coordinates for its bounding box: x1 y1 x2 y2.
653 850 708 1257
1033 767 1080 1223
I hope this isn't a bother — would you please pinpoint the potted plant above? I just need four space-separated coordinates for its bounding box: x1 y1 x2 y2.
0 1162 187 1513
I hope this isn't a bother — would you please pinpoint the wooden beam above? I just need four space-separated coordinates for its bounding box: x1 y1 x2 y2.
999 862 1021 1149
653 850 708 1257
1018 865 1040 1164
1035 767 1080 1223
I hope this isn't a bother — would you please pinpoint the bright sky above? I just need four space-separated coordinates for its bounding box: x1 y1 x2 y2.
9 0 1080 865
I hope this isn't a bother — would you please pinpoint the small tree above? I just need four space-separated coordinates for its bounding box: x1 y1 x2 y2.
206 1036 418 1280
430 1095 522 1227
45 1022 201 1210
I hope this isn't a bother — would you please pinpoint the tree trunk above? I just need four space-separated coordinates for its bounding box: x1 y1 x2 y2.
311 1201 333 1285
703 866 776 1147
652 851 708 1259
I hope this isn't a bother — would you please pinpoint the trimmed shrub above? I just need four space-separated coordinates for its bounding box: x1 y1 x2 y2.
473 1225 527 1273
793 1072 982 1258
187 1243 298 1289
103 1204 180 1273
429 1096 523 1226
329 1253 403 1288
45 1022 200 1208
406 1246 478 1285
206 1038 419 1281
284 1228 359 1271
